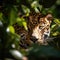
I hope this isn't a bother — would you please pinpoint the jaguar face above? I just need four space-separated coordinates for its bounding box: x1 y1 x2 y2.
31 14 53 44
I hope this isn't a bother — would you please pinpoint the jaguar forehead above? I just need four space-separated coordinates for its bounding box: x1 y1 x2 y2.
45 18 49 23
32 17 51 41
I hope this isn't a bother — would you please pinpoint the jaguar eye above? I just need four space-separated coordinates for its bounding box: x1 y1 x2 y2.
39 26 43 29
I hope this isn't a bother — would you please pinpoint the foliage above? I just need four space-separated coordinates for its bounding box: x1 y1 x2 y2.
0 0 60 60
28 44 60 60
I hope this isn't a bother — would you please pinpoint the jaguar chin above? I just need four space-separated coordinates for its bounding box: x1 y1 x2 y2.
13 12 53 48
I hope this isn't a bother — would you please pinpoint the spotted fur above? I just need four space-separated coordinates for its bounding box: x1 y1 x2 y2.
13 12 53 48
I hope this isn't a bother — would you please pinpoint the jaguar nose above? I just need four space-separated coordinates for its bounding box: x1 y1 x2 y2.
30 36 38 43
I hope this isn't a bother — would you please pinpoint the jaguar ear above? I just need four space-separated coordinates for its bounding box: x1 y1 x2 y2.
46 14 53 22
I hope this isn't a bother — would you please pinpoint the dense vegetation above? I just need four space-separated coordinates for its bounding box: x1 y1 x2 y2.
0 0 60 60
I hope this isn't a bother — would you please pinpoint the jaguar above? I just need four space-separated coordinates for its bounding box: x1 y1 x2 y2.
13 12 53 49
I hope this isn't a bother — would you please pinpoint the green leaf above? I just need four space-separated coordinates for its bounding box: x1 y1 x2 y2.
22 21 28 30
16 17 22 22
0 12 3 20
16 17 28 30
31 1 42 13
7 26 15 34
31 1 37 8
22 5 30 14
51 24 56 29
54 19 60 25
52 31 59 36
9 6 17 25
16 17 23 26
